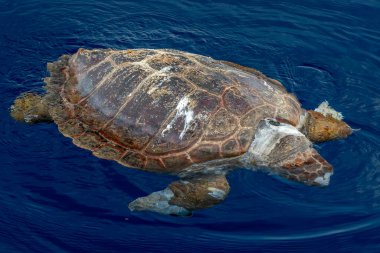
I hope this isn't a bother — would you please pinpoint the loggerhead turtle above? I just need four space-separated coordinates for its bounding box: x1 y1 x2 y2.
11 48 352 216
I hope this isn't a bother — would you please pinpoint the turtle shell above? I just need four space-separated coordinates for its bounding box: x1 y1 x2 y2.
45 48 302 173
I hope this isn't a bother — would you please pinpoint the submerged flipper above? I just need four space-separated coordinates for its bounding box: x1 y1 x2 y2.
129 174 230 216
10 92 52 124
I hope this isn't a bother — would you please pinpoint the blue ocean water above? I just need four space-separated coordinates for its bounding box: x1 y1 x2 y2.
1 0 379 252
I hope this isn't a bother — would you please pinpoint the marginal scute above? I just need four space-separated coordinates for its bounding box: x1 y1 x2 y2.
58 119 87 138
192 55 227 69
221 60 264 76
63 68 82 104
100 127 148 150
49 101 69 126
120 150 147 169
221 60 288 93
222 139 241 158
147 53 195 72
72 131 107 150
145 158 166 172
162 154 192 171
111 49 156 64
189 143 220 163
228 69 285 106
73 103 105 130
93 144 125 161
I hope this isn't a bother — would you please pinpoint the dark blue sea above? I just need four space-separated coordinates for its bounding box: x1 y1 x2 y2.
1 0 379 252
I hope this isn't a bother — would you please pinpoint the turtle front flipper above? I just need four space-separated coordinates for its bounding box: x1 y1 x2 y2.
275 147 333 186
10 92 52 124
129 174 230 216
246 119 333 186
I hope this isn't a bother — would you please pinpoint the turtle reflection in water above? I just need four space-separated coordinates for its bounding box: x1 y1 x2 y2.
11 48 352 216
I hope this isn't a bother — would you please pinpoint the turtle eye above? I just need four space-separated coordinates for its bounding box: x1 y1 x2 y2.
268 119 280 126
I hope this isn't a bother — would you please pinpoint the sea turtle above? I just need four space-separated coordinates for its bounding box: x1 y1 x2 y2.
11 48 352 216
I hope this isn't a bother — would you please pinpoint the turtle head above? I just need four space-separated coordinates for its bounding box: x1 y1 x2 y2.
302 102 352 143
245 119 333 186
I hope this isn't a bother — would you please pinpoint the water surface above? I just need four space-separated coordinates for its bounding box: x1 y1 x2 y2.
1 0 380 252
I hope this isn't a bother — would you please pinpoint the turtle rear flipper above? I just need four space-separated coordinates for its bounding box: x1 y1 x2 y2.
129 174 230 216
10 92 52 124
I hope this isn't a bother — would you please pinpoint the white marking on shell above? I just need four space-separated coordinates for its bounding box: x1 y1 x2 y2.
161 96 195 139
313 172 332 186
315 101 343 120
